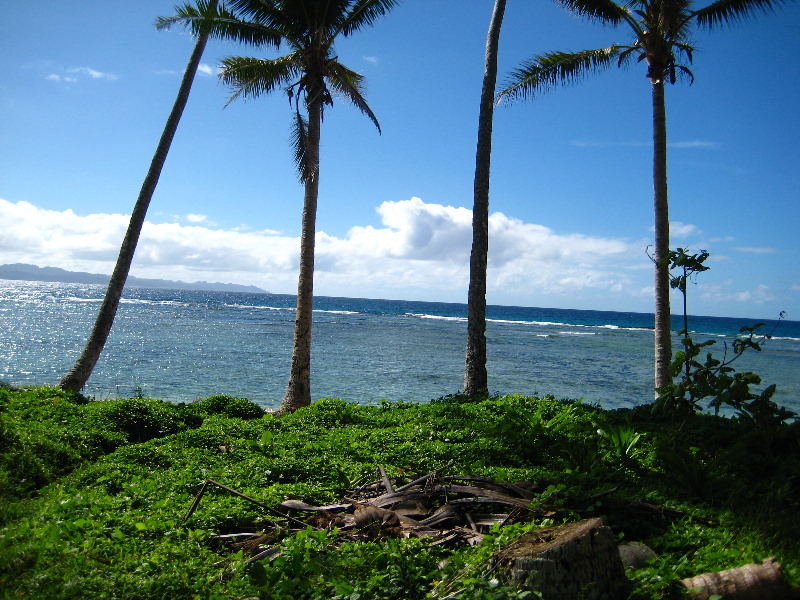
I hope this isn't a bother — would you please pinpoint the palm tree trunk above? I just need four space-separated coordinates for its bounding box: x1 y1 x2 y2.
59 6 215 392
281 97 322 412
651 79 672 394
464 0 506 398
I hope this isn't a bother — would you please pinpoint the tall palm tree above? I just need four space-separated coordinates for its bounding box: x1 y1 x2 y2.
464 0 506 398
59 0 220 393
497 0 790 396
162 0 397 412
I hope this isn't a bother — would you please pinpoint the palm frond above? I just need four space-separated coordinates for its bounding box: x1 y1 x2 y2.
290 109 314 182
693 0 789 29
673 41 695 65
220 55 301 105
155 1 229 32
671 64 695 84
555 0 629 24
339 0 401 37
326 61 381 133
498 46 628 103
223 0 304 47
156 1 282 48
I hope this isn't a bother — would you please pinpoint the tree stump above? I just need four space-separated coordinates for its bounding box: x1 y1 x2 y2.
680 556 789 600
493 518 628 600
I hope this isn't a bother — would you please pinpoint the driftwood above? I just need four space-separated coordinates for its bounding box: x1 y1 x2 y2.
493 517 628 600
681 556 790 600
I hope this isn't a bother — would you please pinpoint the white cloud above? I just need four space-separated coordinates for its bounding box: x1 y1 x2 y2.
45 74 77 83
363 56 379 65
155 64 216 77
196 63 216 76
734 246 778 254
669 140 718 149
670 221 700 238
0 197 640 302
648 221 699 238
186 213 208 223
571 140 648 148
67 66 118 81
732 285 777 304
73 67 117 80
700 282 777 305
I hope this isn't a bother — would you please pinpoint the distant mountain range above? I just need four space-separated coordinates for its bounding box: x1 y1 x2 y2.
0 263 269 294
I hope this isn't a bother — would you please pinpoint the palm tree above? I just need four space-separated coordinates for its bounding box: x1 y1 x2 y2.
464 0 506 398
497 0 790 396
162 0 397 412
59 0 220 393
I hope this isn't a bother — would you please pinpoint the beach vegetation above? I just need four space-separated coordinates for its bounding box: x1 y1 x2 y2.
497 0 794 399
655 247 795 425
1 386 798 598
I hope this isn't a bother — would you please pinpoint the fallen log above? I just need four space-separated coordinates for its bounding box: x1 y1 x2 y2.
493 517 628 600
681 556 789 600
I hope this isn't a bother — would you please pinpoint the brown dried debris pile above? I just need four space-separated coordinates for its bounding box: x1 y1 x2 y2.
279 465 542 547
186 464 544 561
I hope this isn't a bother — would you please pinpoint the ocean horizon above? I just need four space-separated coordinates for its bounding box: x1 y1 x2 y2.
2 279 798 414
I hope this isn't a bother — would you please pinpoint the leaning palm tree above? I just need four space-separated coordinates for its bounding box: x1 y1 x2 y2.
497 0 791 396
59 0 220 392
464 0 507 398
162 0 397 412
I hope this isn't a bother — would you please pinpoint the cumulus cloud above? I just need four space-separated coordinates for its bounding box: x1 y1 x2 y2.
196 63 216 76
0 197 639 300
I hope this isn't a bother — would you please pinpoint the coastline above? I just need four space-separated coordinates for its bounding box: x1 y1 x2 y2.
2 279 798 413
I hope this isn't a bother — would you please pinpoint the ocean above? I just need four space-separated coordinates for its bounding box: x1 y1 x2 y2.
1 279 798 414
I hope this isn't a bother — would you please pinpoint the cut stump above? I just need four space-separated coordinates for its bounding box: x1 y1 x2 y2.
681 556 789 600
493 517 628 600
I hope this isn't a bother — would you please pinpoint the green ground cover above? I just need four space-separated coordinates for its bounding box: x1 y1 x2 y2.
1 383 798 599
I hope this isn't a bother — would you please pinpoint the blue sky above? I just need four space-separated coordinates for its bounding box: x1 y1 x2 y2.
1 0 798 320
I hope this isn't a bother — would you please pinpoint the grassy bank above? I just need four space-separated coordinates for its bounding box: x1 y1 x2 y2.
1 384 798 599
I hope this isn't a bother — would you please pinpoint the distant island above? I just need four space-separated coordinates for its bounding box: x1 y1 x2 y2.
0 263 269 294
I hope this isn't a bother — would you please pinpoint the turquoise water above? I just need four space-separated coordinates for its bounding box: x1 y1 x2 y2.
1 279 797 413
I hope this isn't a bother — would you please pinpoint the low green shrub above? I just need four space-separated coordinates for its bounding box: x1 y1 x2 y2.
186 394 265 420
0 388 798 599
82 397 191 443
